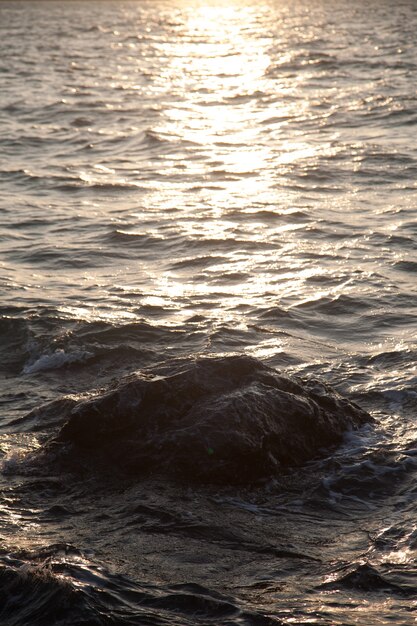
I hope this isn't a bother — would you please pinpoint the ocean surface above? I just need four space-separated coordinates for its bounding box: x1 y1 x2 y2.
1 0 417 623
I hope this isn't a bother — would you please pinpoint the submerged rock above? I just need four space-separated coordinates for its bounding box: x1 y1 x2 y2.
52 356 371 483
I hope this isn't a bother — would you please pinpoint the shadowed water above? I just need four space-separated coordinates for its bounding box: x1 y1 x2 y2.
1 0 417 623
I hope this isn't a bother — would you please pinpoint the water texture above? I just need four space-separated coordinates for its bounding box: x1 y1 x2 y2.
0 0 416 623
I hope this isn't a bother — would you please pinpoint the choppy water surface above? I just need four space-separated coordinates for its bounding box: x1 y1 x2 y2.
1 0 417 623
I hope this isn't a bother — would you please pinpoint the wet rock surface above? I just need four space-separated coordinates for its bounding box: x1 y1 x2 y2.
49 356 371 483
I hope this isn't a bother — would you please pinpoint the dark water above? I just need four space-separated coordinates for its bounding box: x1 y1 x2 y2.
1 0 417 623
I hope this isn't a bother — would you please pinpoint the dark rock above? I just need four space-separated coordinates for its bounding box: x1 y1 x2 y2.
52 355 372 484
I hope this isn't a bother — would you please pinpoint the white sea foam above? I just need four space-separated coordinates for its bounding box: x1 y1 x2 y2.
22 349 93 374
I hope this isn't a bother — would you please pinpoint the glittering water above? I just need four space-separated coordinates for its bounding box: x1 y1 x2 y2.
1 0 417 623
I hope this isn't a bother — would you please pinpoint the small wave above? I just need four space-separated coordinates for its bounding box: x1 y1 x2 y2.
0 315 30 373
0 168 45 186
394 260 417 273
386 234 416 248
0 545 275 626
229 208 310 223
170 255 226 270
210 271 251 284
365 348 416 368
224 90 268 104
319 447 417 504
382 388 417 408
265 51 339 77
319 562 414 595
69 116 93 127
143 128 167 145
108 229 165 246
257 306 292 321
73 319 186 345
22 349 93 374
293 294 371 316
56 181 145 193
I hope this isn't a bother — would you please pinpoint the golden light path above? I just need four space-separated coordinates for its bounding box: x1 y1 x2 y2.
116 1 328 333
48 0 357 348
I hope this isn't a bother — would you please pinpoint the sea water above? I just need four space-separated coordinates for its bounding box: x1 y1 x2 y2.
0 0 416 623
